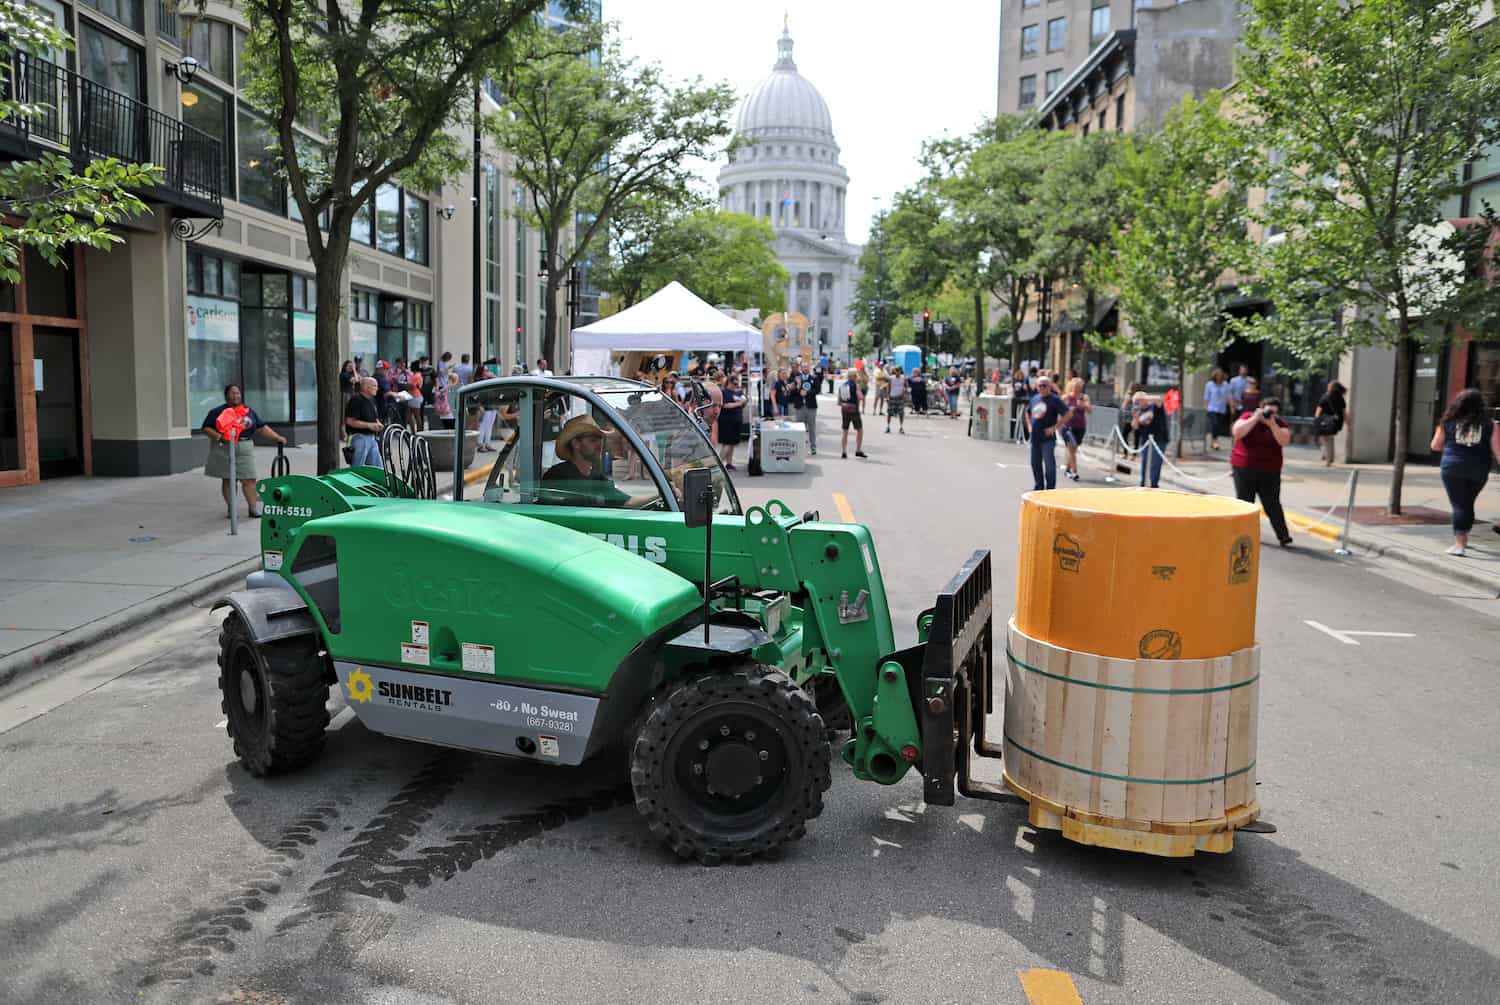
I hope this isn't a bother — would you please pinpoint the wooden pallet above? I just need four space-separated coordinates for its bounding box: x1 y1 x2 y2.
1004 770 1260 857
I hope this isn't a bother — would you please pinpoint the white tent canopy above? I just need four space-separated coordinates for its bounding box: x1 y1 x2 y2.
570 281 761 376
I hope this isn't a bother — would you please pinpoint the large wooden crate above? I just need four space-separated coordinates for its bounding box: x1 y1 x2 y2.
1001 619 1260 857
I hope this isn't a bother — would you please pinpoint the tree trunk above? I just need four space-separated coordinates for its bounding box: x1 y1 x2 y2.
1388 321 1412 515
973 289 985 392
313 254 348 476
540 223 562 369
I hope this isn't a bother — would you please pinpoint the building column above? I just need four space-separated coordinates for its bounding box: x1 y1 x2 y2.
86 220 202 476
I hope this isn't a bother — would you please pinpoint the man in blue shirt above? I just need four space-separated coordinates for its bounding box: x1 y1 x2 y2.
1024 374 1067 490
1227 364 1251 412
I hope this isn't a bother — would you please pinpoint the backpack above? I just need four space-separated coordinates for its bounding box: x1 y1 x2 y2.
839 380 859 410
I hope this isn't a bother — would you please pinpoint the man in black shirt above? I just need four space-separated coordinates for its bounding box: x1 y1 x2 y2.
794 361 820 455
540 415 655 508
345 376 384 467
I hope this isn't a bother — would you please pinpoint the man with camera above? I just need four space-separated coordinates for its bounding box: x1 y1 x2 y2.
1231 397 1294 546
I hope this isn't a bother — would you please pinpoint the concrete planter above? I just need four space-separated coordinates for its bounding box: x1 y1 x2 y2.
418 429 478 473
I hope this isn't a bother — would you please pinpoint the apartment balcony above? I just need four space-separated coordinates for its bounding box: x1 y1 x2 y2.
0 52 222 220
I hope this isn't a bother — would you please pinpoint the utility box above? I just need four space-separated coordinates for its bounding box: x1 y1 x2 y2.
760 420 807 473
974 394 1005 441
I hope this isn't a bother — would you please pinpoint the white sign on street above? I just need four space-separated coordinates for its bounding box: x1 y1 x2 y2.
1304 620 1416 646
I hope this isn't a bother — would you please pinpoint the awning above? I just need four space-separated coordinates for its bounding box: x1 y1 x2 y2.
1052 312 1081 334
1017 320 1045 343
1091 296 1119 330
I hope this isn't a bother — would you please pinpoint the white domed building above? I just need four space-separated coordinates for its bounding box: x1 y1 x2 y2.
718 24 862 362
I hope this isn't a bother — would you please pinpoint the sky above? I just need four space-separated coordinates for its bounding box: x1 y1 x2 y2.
604 1 1001 246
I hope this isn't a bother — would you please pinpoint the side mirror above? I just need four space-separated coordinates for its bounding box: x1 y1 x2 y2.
682 467 713 528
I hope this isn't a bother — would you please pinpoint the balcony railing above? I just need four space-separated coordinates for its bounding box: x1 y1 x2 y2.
0 52 222 218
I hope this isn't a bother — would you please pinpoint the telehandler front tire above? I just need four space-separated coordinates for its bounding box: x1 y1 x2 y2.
217 611 330 776
630 664 831 864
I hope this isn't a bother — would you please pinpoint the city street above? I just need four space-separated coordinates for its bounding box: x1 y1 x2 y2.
3 403 1498 1005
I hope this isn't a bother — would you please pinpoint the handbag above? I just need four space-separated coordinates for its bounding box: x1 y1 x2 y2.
1314 414 1341 436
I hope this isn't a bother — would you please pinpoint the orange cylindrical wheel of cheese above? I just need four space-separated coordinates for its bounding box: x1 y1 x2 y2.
1014 488 1260 660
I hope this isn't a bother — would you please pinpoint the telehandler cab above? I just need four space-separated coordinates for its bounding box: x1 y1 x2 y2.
216 376 1009 863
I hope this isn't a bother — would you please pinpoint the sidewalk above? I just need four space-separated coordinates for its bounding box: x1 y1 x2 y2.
1084 439 1500 597
0 444 323 685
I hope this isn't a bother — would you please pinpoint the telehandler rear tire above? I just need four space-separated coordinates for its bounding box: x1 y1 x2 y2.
630 664 831 864
217 612 330 776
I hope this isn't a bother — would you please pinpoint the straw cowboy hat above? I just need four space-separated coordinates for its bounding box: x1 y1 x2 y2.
554 415 607 461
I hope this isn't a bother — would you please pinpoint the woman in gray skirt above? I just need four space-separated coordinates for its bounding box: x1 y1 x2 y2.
202 384 287 518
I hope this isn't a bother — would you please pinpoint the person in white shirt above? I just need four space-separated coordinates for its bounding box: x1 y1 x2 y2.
885 366 907 434
535 358 554 378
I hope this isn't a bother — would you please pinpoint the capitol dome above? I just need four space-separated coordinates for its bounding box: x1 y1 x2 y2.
716 21 860 365
736 28 835 141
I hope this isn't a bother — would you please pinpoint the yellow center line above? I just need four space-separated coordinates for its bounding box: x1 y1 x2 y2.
1018 968 1084 1005
832 492 855 523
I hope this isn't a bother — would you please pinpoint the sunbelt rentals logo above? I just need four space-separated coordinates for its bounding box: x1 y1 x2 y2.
346 668 375 704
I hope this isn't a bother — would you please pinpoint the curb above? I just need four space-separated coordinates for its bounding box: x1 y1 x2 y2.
0 557 259 692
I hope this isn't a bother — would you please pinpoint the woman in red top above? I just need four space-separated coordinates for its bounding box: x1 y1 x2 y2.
1231 396 1294 546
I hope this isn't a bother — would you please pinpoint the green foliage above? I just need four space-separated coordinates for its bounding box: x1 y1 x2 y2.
1234 0 1500 359
1233 0 1500 507
1089 93 1250 384
491 28 738 359
594 200 785 313
235 0 570 474
0 156 158 283
0 2 157 282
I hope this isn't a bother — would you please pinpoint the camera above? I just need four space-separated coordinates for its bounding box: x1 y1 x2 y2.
1261 405 1274 418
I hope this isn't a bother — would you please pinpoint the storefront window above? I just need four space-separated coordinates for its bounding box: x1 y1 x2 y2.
187 250 241 423
485 164 502 293
181 82 233 200
376 184 402 256
407 300 431 361
1470 343 1500 420
404 193 428 264
241 272 290 422
237 108 283 214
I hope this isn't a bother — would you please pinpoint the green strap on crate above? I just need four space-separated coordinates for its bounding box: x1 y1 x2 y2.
1003 733 1256 786
1006 647 1258 695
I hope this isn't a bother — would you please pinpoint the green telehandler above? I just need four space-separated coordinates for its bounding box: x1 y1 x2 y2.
216 376 1012 863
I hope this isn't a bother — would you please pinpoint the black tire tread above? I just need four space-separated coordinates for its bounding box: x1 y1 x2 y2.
630 665 831 865
217 612 330 776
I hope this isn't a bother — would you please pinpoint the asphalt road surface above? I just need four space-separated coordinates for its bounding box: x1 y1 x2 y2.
3 401 1498 1005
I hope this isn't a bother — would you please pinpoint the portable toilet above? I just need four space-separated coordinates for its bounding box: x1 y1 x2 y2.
891 344 922 374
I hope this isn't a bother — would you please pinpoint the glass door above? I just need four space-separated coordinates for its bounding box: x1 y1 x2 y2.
1408 346 1447 460
34 326 82 478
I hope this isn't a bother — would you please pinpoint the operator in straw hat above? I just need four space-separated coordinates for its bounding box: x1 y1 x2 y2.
541 414 657 508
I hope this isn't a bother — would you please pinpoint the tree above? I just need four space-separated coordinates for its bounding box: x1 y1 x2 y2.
1090 94 1250 457
0 1 159 282
591 191 711 309
1233 0 1500 511
942 121 1058 370
493 29 737 366
1033 131 1127 357
851 213 897 354
237 0 570 474
594 202 785 313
